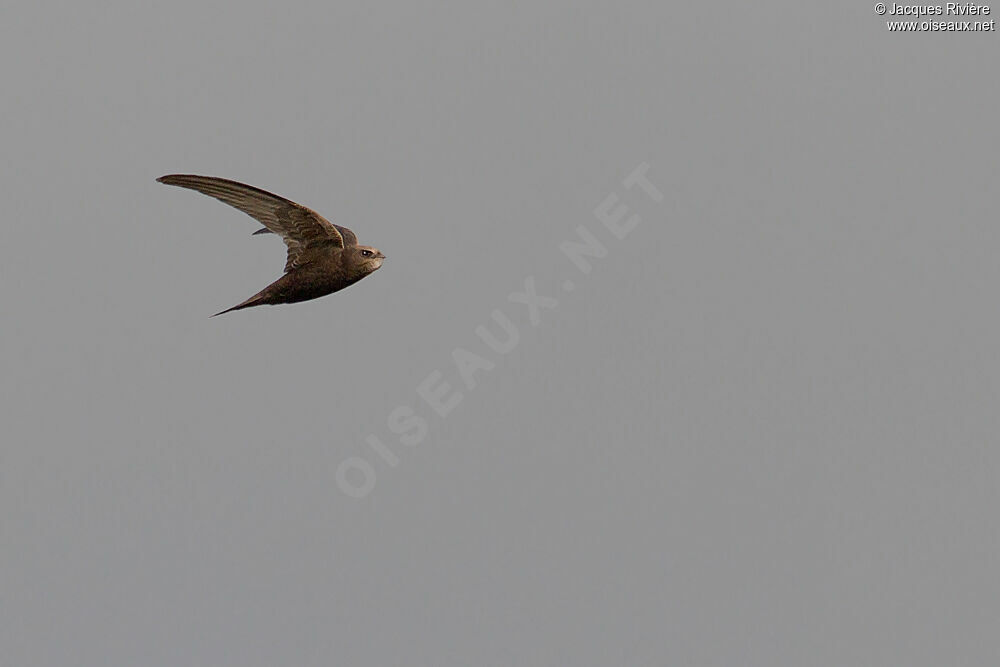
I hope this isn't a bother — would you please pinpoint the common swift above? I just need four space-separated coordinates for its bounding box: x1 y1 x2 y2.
157 174 384 316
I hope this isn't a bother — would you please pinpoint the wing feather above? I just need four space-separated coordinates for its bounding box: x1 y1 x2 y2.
157 174 352 272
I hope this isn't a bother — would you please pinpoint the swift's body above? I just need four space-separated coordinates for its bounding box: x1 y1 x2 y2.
157 174 385 316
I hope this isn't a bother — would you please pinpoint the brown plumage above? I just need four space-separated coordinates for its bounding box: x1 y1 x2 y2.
157 174 384 316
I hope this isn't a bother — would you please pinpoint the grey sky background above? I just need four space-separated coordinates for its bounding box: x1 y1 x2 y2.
2 2 998 665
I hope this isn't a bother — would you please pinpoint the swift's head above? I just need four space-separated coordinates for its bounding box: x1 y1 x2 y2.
347 245 385 273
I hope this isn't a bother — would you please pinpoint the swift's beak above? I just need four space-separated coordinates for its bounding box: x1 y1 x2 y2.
375 251 386 259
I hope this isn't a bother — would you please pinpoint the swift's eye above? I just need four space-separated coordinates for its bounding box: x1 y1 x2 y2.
361 250 372 257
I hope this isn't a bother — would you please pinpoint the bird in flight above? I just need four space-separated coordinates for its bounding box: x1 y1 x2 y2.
157 174 385 316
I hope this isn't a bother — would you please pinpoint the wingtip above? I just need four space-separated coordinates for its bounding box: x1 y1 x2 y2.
157 174 193 186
